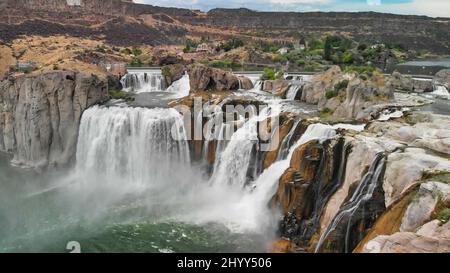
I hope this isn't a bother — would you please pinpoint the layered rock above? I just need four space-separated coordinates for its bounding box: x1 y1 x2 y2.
0 71 108 169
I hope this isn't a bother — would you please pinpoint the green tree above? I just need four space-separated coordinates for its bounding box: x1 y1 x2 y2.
324 37 333 61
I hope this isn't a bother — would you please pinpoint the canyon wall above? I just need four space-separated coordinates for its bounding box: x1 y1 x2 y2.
0 71 108 169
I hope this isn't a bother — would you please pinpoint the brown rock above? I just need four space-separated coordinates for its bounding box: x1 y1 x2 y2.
187 64 239 92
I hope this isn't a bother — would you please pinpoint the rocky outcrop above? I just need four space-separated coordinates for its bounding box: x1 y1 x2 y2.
433 69 450 90
0 71 108 169
302 66 395 120
389 71 433 93
238 76 254 90
360 182 450 253
262 79 291 97
383 148 450 207
400 182 450 232
187 64 239 92
162 64 185 87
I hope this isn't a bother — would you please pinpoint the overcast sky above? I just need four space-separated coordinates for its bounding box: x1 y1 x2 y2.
134 0 450 17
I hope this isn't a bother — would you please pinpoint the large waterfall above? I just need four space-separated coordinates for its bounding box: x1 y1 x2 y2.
76 106 190 185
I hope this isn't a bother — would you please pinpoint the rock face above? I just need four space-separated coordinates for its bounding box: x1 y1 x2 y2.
400 182 450 232
187 64 239 92
0 71 108 169
262 79 291 97
389 71 433 93
383 148 450 207
302 66 394 120
433 69 450 90
238 76 254 90
162 64 185 87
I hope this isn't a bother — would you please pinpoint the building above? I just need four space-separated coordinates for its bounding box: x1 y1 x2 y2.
196 43 212 53
277 47 290 55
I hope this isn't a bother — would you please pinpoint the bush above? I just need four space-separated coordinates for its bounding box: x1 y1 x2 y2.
132 47 142 56
436 208 450 223
261 68 283 81
334 80 349 92
341 51 354 64
325 89 338 99
120 48 132 55
129 57 142 66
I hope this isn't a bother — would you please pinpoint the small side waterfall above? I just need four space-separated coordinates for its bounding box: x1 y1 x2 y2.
432 84 450 99
315 153 387 253
121 70 166 93
285 85 301 100
276 119 302 161
76 106 190 185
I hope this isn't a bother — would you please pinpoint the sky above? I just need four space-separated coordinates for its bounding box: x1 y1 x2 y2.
134 0 450 17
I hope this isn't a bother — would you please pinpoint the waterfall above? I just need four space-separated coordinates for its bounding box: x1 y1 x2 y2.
120 70 166 93
276 119 302 161
76 106 190 185
285 85 301 100
432 85 450 99
209 104 281 187
314 153 386 253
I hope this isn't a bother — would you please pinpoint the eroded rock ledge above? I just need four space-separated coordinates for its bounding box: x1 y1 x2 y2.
0 71 108 169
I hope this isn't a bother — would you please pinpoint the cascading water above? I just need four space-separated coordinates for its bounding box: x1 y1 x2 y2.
209 103 281 187
276 119 302 161
314 153 387 253
432 85 450 99
120 70 166 93
76 106 190 185
285 85 301 100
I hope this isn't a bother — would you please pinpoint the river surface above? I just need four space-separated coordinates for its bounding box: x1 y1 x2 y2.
0 153 268 253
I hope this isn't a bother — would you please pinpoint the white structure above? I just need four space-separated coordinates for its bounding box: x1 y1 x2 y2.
66 0 82 6
277 47 289 55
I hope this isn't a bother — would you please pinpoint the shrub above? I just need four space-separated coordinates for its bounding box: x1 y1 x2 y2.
341 51 354 64
436 208 450 223
261 68 283 81
120 48 132 55
334 80 349 92
325 89 338 99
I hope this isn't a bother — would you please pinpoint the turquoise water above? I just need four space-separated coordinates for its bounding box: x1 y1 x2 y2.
0 154 267 253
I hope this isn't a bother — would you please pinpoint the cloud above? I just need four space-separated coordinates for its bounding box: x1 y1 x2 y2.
134 0 450 17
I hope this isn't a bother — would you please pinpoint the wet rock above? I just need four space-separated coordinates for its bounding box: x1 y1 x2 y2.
238 76 254 90
0 71 108 169
262 79 290 97
187 64 239 92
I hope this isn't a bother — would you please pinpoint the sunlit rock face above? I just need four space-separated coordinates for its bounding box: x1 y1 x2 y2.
0 71 107 169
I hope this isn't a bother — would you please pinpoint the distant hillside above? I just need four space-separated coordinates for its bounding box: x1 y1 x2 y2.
0 1 449 53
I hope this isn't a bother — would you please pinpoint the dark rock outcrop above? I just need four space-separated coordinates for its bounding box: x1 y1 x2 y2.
187 64 239 92
238 76 254 90
0 71 108 169
162 64 185 87
262 79 291 97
